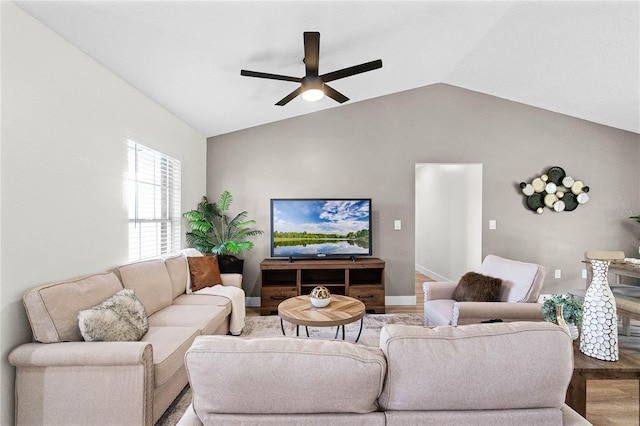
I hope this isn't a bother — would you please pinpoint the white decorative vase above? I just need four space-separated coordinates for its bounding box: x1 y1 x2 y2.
579 259 618 361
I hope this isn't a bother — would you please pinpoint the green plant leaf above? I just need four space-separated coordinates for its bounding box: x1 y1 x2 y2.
235 219 256 227
211 243 224 255
218 190 233 212
223 240 254 254
235 241 254 252
188 221 212 233
191 229 209 238
225 241 240 254
182 211 203 221
233 227 264 240
227 211 248 228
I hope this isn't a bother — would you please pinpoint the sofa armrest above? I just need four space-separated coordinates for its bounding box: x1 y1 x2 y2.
9 341 152 366
221 273 242 288
423 281 457 301
454 302 544 325
9 342 154 425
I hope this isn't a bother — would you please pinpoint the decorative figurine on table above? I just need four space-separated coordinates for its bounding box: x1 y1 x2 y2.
310 286 331 308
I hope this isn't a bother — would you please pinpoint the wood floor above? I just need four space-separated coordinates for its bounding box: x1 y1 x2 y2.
248 272 639 425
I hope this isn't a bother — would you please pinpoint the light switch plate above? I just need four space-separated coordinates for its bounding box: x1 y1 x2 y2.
554 269 562 279
489 220 496 230
394 220 401 230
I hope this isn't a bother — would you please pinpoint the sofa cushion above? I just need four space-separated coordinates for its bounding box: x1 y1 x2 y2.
452 272 501 302
164 254 189 299
187 256 222 292
117 259 173 316
78 289 149 341
148 304 229 335
172 294 231 307
23 271 124 343
199 413 386 425
378 322 572 412
141 326 199 387
384 408 562 425
478 255 545 303
185 336 386 416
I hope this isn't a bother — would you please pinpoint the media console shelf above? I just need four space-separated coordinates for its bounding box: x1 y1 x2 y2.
260 258 385 315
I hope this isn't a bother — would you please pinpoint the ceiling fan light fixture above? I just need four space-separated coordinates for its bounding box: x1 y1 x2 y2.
302 87 324 102
240 32 382 106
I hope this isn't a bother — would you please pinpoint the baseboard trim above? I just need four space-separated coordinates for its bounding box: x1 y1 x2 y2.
246 297 260 307
386 295 416 306
415 264 450 282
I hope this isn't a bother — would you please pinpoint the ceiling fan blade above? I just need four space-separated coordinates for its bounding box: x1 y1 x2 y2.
276 86 303 106
241 69 300 83
320 59 383 83
323 84 349 104
303 32 320 76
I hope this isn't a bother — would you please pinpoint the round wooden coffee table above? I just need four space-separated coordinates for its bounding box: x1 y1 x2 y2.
278 295 366 342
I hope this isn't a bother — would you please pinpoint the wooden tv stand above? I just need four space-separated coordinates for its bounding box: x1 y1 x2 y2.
260 257 385 315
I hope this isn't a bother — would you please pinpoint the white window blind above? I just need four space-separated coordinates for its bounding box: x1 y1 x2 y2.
128 140 181 262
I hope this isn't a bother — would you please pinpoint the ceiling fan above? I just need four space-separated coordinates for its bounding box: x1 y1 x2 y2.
240 32 383 106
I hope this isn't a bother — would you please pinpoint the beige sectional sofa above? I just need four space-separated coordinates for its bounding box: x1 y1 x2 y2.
179 321 590 425
9 254 241 425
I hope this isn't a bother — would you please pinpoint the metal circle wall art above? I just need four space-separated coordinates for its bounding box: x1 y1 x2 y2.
520 166 589 214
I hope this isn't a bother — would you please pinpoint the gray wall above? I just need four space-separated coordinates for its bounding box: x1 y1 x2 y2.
207 83 640 302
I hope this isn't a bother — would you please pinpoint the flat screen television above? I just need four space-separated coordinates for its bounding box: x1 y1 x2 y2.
270 198 372 259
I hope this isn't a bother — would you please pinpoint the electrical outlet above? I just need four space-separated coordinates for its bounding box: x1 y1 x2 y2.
554 269 562 279
489 220 496 230
394 220 401 230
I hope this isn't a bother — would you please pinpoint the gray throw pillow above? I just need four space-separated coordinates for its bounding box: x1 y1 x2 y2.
78 289 149 341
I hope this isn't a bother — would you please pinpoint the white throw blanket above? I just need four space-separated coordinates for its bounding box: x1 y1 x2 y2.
195 285 246 335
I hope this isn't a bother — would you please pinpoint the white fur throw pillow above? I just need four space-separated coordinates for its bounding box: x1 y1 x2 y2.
78 289 149 341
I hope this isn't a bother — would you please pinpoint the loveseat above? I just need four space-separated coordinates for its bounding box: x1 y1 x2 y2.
178 321 590 425
8 253 242 425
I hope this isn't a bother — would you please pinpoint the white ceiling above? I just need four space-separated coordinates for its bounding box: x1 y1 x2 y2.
15 1 640 137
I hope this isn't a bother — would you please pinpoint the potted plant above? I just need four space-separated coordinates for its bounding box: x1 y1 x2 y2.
541 294 583 339
183 191 263 273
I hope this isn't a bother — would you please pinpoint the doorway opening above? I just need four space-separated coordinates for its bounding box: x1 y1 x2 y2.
415 163 483 283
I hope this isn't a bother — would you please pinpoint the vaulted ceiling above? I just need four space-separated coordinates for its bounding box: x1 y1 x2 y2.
15 1 640 137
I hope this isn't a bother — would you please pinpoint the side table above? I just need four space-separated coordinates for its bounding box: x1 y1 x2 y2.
566 340 640 419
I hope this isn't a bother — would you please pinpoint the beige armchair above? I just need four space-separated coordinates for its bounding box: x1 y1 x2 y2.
423 254 546 326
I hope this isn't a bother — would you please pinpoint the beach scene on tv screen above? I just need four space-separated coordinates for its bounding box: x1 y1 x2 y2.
272 200 370 256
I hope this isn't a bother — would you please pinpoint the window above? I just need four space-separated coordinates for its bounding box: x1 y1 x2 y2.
128 140 181 262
